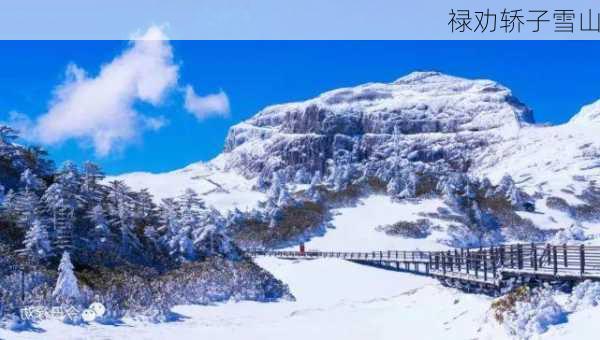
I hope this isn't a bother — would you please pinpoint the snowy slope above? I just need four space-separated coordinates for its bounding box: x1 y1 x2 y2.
1 257 502 340
473 101 600 240
295 195 451 251
110 158 265 213
474 112 600 204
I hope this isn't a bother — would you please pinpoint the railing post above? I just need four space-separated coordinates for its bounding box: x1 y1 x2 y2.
500 245 505 267
456 249 461 271
483 250 488 281
466 249 470 274
509 244 514 268
492 248 497 278
563 244 568 267
580 244 585 276
442 252 446 275
474 251 479 278
517 244 523 270
553 246 558 276
530 242 535 269
531 243 537 272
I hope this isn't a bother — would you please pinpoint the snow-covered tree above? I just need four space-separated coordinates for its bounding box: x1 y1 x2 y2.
173 189 206 260
508 184 525 208
80 161 105 204
294 168 310 184
268 171 285 201
133 188 159 221
42 183 75 252
106 180 141 257
20 169 44 193
495 174 515 196
1 189 17 214
87 204 112 248
306 171 322 201
277 185 293 207
52 251 80 302
387 176 403 197
398 171 417 198
22 218 52 261
158 198 183 258
41 162 84 253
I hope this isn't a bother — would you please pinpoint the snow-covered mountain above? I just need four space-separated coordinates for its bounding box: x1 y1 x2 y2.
222 71 532 181
114 71 600 246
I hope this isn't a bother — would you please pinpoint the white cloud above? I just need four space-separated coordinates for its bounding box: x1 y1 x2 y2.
3 111 34 139
184 85 230 121
142 115 168 130
31 25 178 156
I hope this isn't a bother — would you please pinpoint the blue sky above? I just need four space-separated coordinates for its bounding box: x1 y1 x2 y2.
1 40 599 175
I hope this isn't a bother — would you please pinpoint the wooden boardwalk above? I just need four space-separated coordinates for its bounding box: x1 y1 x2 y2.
249 243 600 289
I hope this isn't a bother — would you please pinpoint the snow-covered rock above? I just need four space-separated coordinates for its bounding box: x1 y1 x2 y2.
222 71 533 183
567 280 600 311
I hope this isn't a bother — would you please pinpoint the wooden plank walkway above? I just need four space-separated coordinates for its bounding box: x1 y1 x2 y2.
248 243 600 288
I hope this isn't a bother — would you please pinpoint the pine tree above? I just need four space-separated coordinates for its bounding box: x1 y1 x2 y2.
106 181 141 257
15 189 38 226
22 218 52 260
52 251 80 302
399 172 417 198
41 162 84 253
20 169 45 193
294 168 309 184
80 161 105 205
174 189 207 260
386 176 403 197
87 204 112 249
134 188 159 221
42 183 74 253
267 171 284 201
277 186 293 207
306 171 322 201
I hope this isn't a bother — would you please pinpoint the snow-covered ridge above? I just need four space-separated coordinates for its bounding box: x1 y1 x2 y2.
225 72 533 154
569 99 600 125
111 160 265 213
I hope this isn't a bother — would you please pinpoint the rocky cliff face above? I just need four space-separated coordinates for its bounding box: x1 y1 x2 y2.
222 72 534 190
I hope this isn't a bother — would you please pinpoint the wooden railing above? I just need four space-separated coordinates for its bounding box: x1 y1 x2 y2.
248 243 600 285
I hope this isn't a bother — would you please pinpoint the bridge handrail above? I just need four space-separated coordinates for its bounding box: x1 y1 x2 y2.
248 242 600 282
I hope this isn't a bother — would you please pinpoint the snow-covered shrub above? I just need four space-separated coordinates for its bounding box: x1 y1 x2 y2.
504 220 548 243
493 286 566 339
551 224 587 244
444 222 502 248
567 280 600 311
377 219 431 239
